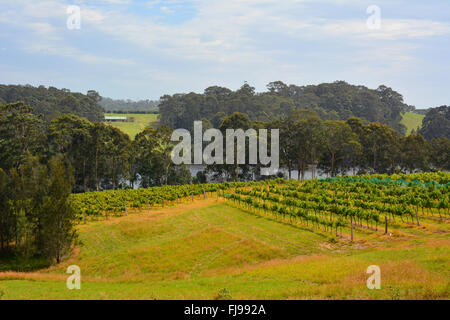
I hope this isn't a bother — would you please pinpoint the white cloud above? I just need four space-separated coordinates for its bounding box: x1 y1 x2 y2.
160 6 175 14
29 22 57 35
321 19 450 40
24 42 135 66
1 0 450 102
99 0 132 4
5 0 450 66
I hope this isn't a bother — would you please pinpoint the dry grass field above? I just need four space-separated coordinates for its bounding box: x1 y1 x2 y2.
0 198 448 300
104 113 159 139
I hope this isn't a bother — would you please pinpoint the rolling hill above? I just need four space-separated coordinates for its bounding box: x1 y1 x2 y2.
104 113 159 139
401 112 425 135
0 198 448 300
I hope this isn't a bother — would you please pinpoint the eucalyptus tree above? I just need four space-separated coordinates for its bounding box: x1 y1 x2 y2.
0 155 77 264
208 112 253 182
291 110 324 180
362 122 401 174
0 102 46 171
48 114 94 192
322 120 360 177
401 133 429 173
429 137 450 171
102 126 131 190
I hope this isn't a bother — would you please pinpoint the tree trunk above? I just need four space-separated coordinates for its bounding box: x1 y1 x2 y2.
165 163 170 185
298 160 305 181
95 145 99 191
372 145 377 171
331 152 336 177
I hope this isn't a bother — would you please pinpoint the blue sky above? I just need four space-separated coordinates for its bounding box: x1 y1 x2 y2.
1 0 449 109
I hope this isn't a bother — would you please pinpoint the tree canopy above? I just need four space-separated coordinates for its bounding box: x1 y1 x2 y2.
159 81 413 135
419 105 450 140
99 97 159 112
0 84 104 122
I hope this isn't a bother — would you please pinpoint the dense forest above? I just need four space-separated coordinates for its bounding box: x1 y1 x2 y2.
419 105 450 140
0 101 184 263
99 97 159 112
1 101 448 191
159 81 415 134
0 102 191 193
203 111 449 182
0 84 104 122
0 83 448 190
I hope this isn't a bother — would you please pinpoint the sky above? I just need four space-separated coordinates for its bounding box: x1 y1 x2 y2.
1 0 449 109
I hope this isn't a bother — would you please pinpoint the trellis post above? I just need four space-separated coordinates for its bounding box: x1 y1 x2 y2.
384 216 388 234
350 215 353 241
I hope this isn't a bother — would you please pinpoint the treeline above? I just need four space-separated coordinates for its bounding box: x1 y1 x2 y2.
1 102 448 191
0 156 76 266
107 110 159 114
418 105 450 140
0 102 191 194
0 84 104 122
415 109 430 115
202 111 449 182
275 111 449 179
99 97 159 112
0 101 187 264
159 81 414 135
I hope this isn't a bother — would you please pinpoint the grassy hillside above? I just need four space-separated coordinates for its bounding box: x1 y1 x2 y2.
104 113 159 139
401 112 425 135
0 199 448 300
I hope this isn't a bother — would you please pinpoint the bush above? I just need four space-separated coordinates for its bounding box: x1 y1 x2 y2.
215 288 232 300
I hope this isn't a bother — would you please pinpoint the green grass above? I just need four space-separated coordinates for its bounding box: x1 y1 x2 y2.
0 200 448 300
106 112 423 139
0 253 50 272
104 113 159 139
401 112 425 135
